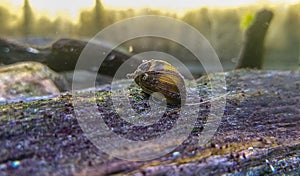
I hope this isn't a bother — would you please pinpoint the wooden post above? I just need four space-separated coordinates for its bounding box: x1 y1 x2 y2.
236 9 273 69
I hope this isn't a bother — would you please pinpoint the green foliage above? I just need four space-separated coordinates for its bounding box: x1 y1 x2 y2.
0 0 300 68
285 3 300 41
210 9 242 60
93 0 106 31
22 0 34 37
0 5 14 35
182 8 212 40
240 13 254 31
76 0 107 36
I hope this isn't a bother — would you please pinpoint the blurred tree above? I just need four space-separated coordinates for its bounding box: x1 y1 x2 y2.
210 9 242 61
105 10 117 25
94 0 106 30
52 16 75 37
183 8 212 40
236 9 274 69
0 6 13 35
22 0 35 37
138 8 162 16
34 16 75 37
35 17 53 36
77 0 106 36
284 3 300 58
77 10 93 36
116 9 135 21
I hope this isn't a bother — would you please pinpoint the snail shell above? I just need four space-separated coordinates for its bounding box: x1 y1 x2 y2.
127 59 186 105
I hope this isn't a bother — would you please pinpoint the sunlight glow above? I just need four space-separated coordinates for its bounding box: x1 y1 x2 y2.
103 0 256 9
2 0 299 19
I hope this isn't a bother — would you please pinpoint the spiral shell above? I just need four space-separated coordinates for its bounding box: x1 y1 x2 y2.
127 60 186 105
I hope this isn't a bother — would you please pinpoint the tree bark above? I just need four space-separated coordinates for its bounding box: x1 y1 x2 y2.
236 9 273 69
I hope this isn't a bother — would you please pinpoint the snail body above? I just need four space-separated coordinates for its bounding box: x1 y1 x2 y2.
127 60 186 105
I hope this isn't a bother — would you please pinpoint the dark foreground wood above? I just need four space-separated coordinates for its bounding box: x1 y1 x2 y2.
0 70 299 175
0 38 133 77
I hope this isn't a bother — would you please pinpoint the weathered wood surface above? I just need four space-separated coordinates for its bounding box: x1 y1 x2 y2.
0 70 299 175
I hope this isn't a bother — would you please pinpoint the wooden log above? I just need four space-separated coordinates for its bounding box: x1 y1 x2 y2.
0 70 299 175
0 38 134 77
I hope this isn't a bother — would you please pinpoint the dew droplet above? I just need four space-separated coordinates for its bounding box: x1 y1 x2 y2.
11 161 20 168
128 46 134 53
26 47 39 54
2 47 10 53
107 54 116 61
172 151 180 158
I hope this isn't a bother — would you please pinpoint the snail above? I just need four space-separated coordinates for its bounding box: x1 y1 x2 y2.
127 59 186 105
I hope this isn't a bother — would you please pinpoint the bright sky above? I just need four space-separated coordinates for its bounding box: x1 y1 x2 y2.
2 0 299 19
